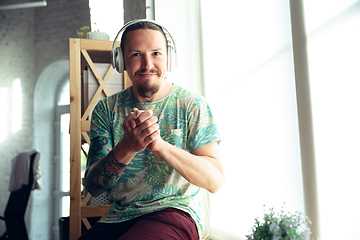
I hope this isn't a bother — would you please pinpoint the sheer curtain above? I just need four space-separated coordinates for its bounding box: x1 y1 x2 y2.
303 0 360 239
201 0 360 239
201 0 304 237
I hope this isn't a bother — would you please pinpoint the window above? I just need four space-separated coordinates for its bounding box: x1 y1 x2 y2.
53 81 88 240
201 0 303 237
89 0 123 41
54 81 70 226
0 87 8 142
201 0 360 239
0 79 23 142
303 1 360 239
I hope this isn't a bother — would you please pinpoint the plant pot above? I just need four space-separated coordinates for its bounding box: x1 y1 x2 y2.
86 32 110 40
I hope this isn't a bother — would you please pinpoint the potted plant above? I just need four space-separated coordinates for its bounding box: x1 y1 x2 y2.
246 204 312 240
77 26 91 38
77 23 109 40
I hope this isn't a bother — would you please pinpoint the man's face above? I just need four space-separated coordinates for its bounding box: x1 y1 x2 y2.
123 29 167 99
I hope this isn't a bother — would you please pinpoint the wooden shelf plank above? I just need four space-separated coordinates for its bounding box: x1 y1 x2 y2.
80 38 119 51
69 38 82 240
81 120 90 132
81 205 111 218
69 38 127 240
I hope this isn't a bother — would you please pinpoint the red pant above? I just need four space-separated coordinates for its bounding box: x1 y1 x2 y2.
78 208 199 240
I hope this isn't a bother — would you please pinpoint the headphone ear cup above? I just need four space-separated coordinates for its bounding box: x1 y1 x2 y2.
166 43 175 73
168 45 176 73
114 47 124 73
164 45 176 79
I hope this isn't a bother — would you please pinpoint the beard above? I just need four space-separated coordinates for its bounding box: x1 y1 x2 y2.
137 82 160 99
135 68 162 99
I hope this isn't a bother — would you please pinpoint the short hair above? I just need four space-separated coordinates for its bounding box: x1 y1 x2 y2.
120 21 168 54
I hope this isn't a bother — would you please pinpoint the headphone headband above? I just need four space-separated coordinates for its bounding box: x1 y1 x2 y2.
111 19 177 73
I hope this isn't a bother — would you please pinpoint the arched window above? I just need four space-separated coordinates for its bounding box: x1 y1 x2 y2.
53 80 88 239
54 80 70 221
33 59 71 240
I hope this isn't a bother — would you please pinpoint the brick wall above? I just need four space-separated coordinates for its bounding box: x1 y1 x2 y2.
0 6 37 237
34 0 91 77
0 1 90 239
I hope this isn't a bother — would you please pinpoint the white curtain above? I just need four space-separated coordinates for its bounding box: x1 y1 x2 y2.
201 0 360 239
303 0 360 239
201 0 304 237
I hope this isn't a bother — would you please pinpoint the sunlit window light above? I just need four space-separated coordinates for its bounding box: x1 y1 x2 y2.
89 0 123 41
61 196 70 217
0 87 8 142
60 113 70 192
58 81 70 106
12 79 22 134
303 1 360 238
201 1 304 237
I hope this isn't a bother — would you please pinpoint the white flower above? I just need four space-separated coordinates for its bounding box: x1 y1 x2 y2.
269 222 280 234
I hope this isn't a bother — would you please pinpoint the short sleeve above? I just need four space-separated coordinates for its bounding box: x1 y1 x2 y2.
187 97 221 152
90 100 113 142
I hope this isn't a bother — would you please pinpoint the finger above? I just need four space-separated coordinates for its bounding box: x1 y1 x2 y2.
144 127 160 145
142 122 159 137
131 110 146 129
124 121 158 152
133 109 144 119
123 111 137 132
137 116 158 133
136 110 154 125
130 116 137 129
131 116 158 141
123 115 131 132
122 121 129 133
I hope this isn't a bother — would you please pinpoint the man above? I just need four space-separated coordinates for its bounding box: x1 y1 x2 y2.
80 20 224 240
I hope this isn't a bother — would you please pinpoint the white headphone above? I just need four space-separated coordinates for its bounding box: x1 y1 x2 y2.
111 19 177 74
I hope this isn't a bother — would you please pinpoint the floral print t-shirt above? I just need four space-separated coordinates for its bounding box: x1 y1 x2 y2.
85 84 221 237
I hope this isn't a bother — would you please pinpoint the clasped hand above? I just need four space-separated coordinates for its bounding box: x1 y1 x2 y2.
122 108 164 155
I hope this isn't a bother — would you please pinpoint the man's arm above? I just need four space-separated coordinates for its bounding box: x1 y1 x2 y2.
148 139 224 194
123 109 225 193
84 110 158 196
84 141 127 197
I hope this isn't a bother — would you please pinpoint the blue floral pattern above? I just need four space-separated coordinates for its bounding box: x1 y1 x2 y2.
88 84 220 237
